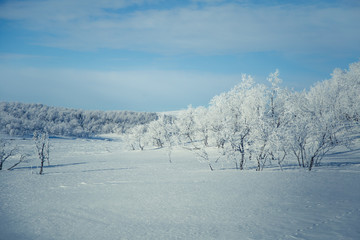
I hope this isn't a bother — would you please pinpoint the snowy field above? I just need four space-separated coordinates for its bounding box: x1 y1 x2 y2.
1 135 360 240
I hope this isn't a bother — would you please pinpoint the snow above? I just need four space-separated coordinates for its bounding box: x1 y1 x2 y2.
1 136 360 240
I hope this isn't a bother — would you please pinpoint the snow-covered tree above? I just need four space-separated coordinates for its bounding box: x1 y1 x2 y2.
176 106 220 170
193 106 211 147
0 139 18 170
140 115 179 162
265 70 292 170
147 119 166 149
286 86 340 170
33 131 50 175
125 124 148 151
7 153 30 171
176 106 198 148
160 115 179 163
329 61 360 123
209 74 261 170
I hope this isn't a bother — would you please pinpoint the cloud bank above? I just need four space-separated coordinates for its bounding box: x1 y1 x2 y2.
1 0 359 55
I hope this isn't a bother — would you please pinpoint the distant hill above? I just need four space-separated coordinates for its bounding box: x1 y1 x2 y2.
0 102 158 137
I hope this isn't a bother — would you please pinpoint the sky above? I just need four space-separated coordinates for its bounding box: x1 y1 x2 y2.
0 0 359 112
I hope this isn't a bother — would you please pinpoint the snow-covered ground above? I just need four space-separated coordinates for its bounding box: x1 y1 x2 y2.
1 135 360 240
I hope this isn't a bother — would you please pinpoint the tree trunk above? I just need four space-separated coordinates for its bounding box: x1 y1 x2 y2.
8 161 21 170
256 159 261 171
204 135 208 147
239 151 245 170
39 157 45 175
308 156 315 171
296 156 301 167
278 162 283 171
168 149 172 163
209 163 214 171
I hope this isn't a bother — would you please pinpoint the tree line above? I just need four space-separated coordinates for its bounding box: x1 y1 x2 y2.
0 102 158 137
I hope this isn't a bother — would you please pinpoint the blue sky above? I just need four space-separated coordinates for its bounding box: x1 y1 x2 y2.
0 0 359 112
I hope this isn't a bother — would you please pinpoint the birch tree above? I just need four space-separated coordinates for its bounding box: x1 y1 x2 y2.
33 131 50 175
0 139 17 170
126 124 148 150
209 74 258 170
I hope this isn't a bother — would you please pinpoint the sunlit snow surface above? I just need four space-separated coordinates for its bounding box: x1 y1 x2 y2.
1 135 360 240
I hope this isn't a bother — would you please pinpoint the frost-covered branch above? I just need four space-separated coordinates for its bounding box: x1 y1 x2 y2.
0 140 18 170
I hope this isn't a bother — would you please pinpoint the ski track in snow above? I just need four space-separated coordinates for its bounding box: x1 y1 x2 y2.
1 136 360 240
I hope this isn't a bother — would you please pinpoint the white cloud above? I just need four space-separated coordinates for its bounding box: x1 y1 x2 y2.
1 0 359 55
